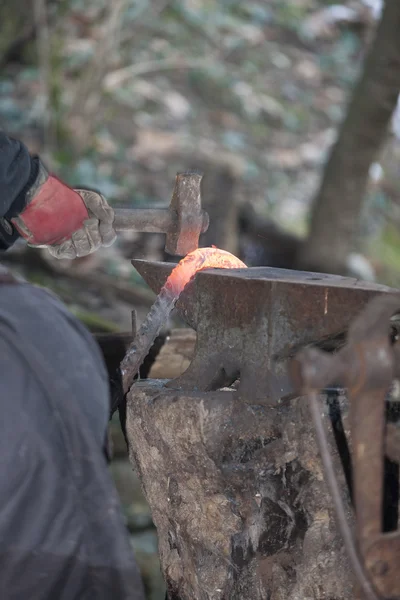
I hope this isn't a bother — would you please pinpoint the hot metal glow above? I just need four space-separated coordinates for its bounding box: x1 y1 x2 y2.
165 246 247 298
121 247 247 393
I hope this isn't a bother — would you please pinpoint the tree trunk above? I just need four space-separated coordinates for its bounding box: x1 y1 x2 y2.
0 1 35 66
298 0 400 275
126 380 354 600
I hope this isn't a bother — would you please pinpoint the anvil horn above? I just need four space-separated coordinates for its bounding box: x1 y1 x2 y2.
131 259 174 295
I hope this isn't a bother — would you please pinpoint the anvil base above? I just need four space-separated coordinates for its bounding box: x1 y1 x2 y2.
127 380 354 600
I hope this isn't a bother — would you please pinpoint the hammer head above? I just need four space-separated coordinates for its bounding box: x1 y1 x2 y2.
165 171 209 256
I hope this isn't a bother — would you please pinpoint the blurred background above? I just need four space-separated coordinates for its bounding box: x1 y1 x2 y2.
1 0 400 597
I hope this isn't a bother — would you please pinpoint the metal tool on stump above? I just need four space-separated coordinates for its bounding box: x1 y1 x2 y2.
292 294 400 600
124 261 398 600
130 261 394 403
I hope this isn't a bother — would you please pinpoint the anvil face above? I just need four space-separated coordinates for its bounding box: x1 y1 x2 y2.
132 259 395 404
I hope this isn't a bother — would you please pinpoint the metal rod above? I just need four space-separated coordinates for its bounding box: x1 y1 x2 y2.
131 309 137 338
308 391 380 600
351 385 386 553
121 286 176 394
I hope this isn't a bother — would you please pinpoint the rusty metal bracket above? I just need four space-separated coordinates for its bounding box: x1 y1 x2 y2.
132 260 394 405
292 294 400 600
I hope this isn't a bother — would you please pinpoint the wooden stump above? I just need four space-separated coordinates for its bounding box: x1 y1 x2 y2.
126 367 354 599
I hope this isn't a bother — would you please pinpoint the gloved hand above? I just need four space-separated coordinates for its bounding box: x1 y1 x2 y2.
11 159 117 259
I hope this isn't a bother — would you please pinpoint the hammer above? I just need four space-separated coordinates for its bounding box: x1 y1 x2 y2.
113 171 209 256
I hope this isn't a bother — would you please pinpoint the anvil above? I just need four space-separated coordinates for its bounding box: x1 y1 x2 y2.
133 259 395 404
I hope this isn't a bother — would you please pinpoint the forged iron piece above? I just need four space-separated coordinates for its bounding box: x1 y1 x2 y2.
121 249 246 394
132 260 394 404
120 286 177 394
292 293 400 600
113 171 209 256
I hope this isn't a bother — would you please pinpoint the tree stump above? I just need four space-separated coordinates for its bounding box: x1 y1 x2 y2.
126 369 354 599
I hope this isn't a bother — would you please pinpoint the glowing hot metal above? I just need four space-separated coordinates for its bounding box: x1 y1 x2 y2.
120 247 247 393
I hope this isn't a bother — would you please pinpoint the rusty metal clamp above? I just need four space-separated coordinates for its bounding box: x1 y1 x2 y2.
291 293 400 600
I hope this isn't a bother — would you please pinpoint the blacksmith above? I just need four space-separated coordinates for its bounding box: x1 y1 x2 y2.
0 131 145 600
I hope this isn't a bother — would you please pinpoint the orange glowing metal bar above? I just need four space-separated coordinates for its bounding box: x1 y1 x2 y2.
121 247 247 393
164 246 247 296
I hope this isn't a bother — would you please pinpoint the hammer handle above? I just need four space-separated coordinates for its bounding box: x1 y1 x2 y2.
113 207 209 234
113 208 174 233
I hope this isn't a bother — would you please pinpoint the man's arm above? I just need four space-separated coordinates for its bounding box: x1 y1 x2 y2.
0 133 34 215
0 133 36 248
0 131 116 257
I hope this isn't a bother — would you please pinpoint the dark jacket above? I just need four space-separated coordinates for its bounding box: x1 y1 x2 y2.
0 271 145 599
0 132 38 249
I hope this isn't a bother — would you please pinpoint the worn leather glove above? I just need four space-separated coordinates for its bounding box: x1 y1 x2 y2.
11 159 117 259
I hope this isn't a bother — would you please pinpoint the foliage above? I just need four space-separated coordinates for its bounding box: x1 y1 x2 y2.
1 0 400 285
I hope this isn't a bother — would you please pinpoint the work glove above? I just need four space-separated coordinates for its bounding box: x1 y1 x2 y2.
10 159 117 259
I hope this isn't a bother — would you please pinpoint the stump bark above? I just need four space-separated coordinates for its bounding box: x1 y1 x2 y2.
126 372 354 600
